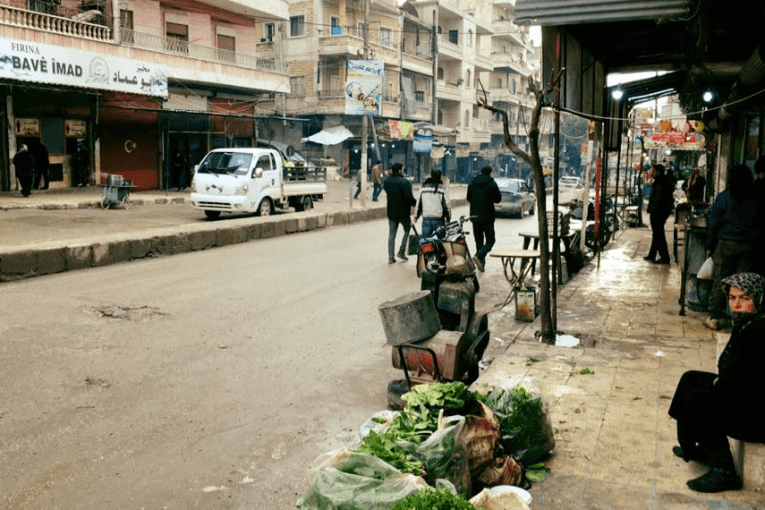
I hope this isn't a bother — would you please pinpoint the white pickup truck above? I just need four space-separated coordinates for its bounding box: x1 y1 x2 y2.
190 147 327 220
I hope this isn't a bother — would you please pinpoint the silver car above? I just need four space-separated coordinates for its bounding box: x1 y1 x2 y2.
496 178 536 218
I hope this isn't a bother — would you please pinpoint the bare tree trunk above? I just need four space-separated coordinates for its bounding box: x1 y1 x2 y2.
477 72 563 344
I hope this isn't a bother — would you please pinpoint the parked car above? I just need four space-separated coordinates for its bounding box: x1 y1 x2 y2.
496 178 536 218
559 176 582 189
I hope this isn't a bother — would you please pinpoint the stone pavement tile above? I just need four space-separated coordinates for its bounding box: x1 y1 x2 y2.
581 481 656 510
526 473 588 510
719 487 765 507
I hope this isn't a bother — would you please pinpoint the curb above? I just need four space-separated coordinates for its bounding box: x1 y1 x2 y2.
0 198 468 282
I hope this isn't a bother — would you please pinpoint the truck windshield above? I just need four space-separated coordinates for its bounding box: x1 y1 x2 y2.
196 152 253 176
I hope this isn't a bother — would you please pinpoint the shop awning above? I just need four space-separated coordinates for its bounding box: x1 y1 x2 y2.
302 125 354 145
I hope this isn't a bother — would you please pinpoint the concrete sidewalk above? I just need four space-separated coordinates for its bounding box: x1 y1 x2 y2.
473 226 764 509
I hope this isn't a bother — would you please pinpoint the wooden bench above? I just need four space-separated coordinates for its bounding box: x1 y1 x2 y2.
715 331 765 490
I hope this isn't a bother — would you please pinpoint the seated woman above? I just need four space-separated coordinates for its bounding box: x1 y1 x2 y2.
669 272 765 492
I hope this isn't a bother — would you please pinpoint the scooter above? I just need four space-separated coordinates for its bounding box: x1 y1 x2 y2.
413 215 480 292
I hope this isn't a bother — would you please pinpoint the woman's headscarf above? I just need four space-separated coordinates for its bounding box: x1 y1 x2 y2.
721 272 765 330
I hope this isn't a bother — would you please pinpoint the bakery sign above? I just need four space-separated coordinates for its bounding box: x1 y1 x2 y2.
0 37 168 98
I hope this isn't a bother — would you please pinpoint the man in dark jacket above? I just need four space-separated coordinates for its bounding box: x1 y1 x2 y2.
12 144 35 197
644 164 674 264
383 163 416 264
467 166 502 271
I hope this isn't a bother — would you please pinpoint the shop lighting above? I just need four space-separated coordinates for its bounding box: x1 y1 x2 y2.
612 88 624 101
703 90 714 103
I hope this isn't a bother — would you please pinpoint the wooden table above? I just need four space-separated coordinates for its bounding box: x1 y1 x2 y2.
518 231 575 282
490 249 541 308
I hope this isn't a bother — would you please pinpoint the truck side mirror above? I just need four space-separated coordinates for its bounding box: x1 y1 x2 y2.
253 167 263 178
193 164 199 172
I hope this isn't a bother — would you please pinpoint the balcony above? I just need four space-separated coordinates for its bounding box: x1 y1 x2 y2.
493 19 527 47
436 80 463 102
0 1 111 41
401 49 432 75
491 52 530 75
318 33 365 58
437 36 463 62
121 29 278 72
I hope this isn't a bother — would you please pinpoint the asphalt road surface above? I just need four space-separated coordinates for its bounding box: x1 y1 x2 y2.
0 206 538 509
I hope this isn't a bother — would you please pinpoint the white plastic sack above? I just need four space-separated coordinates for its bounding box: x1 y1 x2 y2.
697 256 714 280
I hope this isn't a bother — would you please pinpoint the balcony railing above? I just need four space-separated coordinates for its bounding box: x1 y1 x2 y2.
0 2 111 41
120 28 278 72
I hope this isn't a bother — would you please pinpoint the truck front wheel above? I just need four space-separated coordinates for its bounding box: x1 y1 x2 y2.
257 198 273 216
204 210 221 220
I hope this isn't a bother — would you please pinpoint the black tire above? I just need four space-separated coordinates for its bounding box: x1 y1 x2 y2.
204 210 221 220
300 196 313 211
529 202 536 215
387 379 410 411
257 198 273 216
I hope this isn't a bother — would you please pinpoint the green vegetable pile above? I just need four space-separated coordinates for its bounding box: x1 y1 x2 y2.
392 488 477 510
355 382 486 487
485 386 552 466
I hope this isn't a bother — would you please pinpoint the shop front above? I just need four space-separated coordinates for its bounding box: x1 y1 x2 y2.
0 37 167 192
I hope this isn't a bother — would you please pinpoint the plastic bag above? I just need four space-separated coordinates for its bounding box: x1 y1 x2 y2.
413 414 472 495
484 380 555 466
469 487 531 510
297 453 428 510
697 256 714 280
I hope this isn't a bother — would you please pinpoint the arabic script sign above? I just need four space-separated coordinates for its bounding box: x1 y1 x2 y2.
345 60 382 116
0 38 168 98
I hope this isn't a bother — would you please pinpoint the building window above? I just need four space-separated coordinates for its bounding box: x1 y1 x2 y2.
448 29 458 44
290 15 305 37
166 22 189 53
437 67 444 80
331 16 341 36
290 76 305 97
379 27 392 47
263 22 275 42
358 22 368 40
120 9 134 44
217 34 235 61
414 90 425 102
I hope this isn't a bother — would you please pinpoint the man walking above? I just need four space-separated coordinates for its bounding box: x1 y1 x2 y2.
415 169 451 240
643 163 674 264
383 163 416 264
13 144 35 197
32 141 50 190
467 166 501 271
372 160 384 201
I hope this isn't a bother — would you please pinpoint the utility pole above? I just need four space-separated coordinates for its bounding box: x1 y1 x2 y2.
359 0 370 208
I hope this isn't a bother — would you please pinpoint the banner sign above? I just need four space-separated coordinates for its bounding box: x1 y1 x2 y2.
0 38 168 98
413 127 433 153
345 60 382 116
387 119 413 140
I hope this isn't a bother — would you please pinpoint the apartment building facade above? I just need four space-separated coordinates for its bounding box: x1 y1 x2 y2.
272 0 542 183
0 0 289 191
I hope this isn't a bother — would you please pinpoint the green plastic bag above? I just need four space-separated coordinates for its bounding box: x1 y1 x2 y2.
297 453 428 510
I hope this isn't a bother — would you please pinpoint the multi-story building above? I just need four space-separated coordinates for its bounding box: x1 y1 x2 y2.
0 0 289 191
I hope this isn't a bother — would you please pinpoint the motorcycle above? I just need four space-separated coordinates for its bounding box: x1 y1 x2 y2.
412 215 480 292
568 197 615 251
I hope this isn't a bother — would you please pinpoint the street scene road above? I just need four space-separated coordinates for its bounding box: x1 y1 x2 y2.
0 198 538 509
